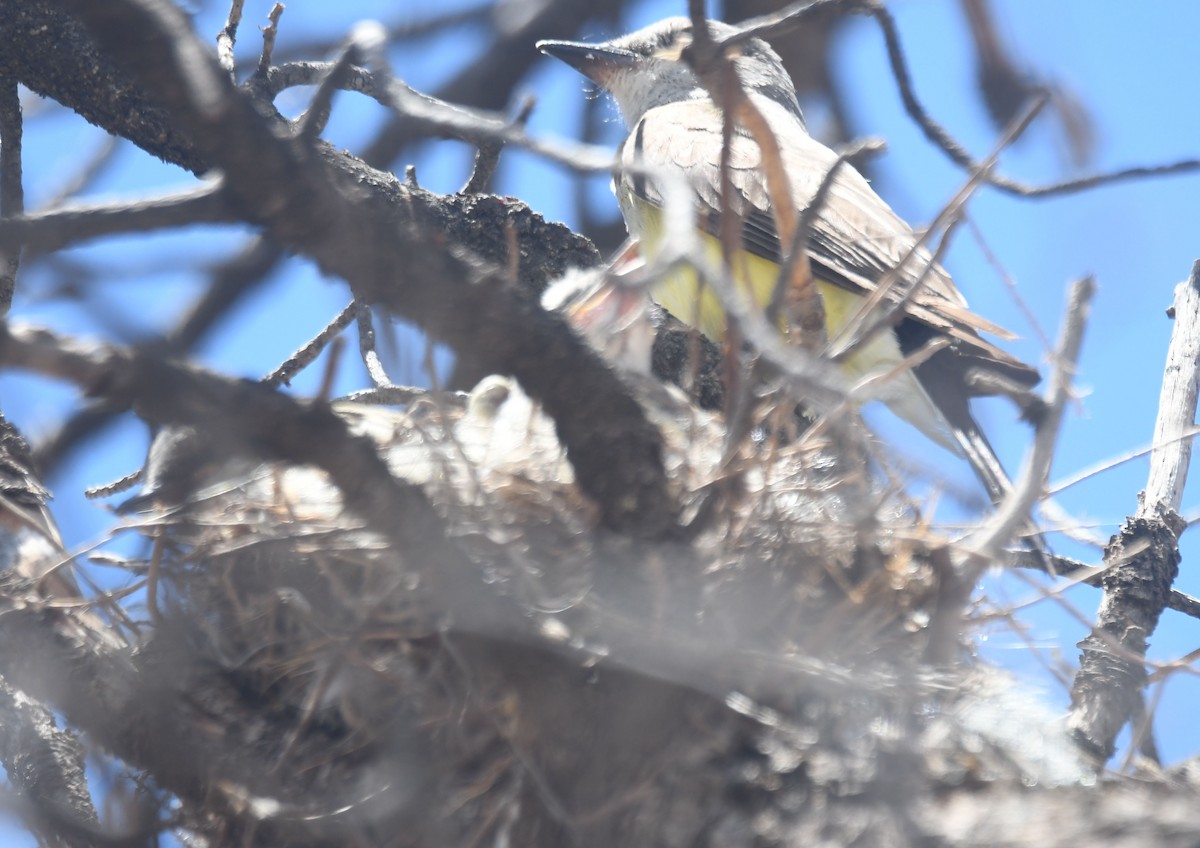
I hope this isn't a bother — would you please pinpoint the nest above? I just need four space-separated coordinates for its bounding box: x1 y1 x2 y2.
107 374 1083 847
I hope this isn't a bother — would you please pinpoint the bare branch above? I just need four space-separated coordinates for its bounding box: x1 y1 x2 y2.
256 2 284 77
1067 264 1200 762
865 0 1200 198
3 2 208 174
0 679 100 848
359 0 617 169
295 39 360 143
0 76 23 314
462 95 536 196
962 276 1094 564
352 37 613 174
0 180 231 257
353 300 393 389
34 237 286 475
216 0 244 80
263 299 356 388
251 50 614 175
1008 548 1200 621
1141 263 1200 517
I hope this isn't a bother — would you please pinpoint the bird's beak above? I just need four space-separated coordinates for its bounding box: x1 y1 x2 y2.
537 39 639 86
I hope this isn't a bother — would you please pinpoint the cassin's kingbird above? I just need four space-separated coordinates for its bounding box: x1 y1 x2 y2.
538 17 1040 507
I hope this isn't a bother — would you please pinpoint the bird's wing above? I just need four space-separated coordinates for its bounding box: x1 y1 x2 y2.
620 98 1036 383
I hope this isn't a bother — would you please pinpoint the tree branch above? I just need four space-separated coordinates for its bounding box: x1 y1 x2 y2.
1067 263 1200 762
0 180 231 257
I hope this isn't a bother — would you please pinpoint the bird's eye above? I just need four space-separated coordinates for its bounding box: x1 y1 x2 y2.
652 32 691 61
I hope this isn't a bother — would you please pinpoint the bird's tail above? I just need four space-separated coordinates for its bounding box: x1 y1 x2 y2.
950 411 1053 569
906 348 1052 569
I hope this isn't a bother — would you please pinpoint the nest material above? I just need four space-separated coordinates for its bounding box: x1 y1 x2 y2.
114 374 1086 847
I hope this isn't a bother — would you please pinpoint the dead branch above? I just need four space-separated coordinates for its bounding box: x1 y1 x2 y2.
963 276 1094 565
1068 262 1200 762
0 181 231 257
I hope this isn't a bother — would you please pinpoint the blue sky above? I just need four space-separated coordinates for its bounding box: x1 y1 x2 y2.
5 5 1200 822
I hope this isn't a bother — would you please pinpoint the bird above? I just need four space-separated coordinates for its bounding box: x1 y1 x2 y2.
537 17 1042 518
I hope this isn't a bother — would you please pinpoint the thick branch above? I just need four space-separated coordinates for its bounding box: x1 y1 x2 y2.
0 1 207 174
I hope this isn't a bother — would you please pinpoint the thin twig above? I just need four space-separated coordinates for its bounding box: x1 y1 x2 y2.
252 58 615 177
828 95 1046 365
263 300 357 388
36 238 285 478
963 215 1052 352
216 0 245 80
354 301 393 389
256 3 285 77
38 136 119 211
83 469 142 500
961 276 1094 566
1007 548 1200 620
349 24 613 174
295 41 360 143
868 1 1199 198
685 6 825 353
235 7 490 76
1048 425 1200 497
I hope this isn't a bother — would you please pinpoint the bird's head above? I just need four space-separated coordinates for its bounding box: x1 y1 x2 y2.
538 17 802 127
